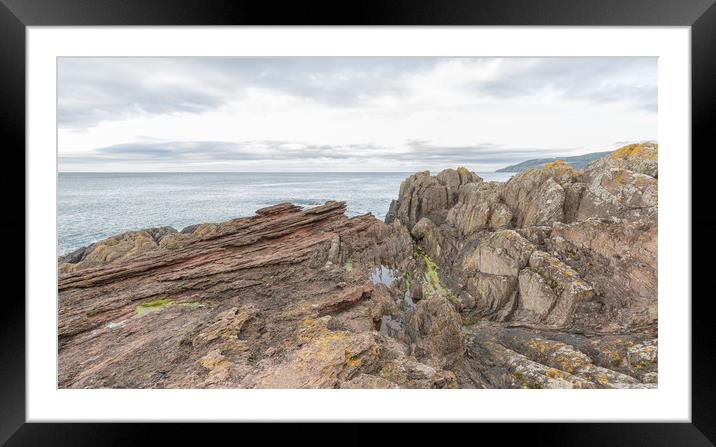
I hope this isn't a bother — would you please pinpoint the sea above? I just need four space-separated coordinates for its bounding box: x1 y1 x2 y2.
57 171 515 255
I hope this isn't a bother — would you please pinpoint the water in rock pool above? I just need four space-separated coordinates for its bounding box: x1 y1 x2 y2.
57 171 514 255
370 265 416 309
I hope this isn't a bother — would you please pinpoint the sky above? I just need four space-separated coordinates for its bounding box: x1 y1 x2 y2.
57 57 657 172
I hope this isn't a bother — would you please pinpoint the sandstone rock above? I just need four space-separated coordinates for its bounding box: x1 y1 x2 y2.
494 332 641 388
501 165 576 227
472 336 595 389
59 227 177 273
192 306 254 347
461 273 518 322
376 336 458 388
460 230 535 276
58 201 461 389
377 356 458 389
410 217 445 260
585 142 658 178
317 283 373 316
563 182 586 223
393 171 449 228
627 339 658 375
386 168 482 229
249 324 380 389
145 226 179 243
340 373 399 389
547 218 657 332
515 225 552 247
369 283 400 322
199 349 231 384
490 203 513 229
407 295 465 368
58 146 659 389
516 268 557 322
385 199 400 225
524 250 595 327
577 168 657 222
325 283 397 334
446 182 512 236
464 325 654 389
326 233 341 264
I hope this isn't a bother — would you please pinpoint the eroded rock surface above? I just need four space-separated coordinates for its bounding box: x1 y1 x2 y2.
378 142 658 388
59 143 658 389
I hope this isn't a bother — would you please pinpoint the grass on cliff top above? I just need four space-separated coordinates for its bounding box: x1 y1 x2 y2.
136 298 173 316
344 257 353 273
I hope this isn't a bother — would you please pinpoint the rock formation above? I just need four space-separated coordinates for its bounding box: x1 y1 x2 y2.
58 143 658 389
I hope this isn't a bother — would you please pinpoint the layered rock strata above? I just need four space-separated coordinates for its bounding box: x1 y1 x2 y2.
58 143 658 389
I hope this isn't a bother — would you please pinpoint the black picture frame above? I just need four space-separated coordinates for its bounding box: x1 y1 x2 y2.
4 0 712 444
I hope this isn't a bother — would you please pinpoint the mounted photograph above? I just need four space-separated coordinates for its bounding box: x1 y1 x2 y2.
57 56 658 389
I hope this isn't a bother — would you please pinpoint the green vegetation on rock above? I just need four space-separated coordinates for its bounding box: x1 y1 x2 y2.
415 247 448 296
136 298 173 315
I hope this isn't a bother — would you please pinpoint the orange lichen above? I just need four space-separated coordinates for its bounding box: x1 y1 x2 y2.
610 142 658 160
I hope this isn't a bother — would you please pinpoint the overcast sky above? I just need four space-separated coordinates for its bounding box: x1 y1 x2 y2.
58 57 657 172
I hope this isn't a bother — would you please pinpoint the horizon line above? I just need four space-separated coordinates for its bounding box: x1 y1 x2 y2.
56 170 506 174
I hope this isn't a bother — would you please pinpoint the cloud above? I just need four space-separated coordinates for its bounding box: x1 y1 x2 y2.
58 57 657 172
469 57 657 112
57 57 435 129
58 57 657 130
59 139 580 172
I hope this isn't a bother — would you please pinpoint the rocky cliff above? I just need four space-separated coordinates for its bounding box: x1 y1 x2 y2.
58 142 658 389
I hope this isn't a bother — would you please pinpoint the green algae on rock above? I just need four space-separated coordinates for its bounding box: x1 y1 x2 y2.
135 298 174 316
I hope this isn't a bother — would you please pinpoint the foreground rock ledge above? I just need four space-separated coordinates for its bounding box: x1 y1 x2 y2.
58 143 658 389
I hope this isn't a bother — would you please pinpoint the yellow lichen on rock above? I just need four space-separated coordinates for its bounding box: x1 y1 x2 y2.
544 159 566 169
610 142 658 160
200 349 226 369
193 306 254 346
199 349 231 384
249 319 381 388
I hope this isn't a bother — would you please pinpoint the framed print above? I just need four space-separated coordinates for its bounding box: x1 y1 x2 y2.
5 0 713 444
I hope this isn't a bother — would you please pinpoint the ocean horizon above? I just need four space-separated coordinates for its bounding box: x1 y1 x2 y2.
58 171 515 255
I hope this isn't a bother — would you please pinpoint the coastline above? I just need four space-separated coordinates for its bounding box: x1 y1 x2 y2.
57 171 515 255
58 144 659 389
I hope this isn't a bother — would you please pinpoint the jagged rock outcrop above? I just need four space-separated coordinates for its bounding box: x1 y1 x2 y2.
575 142 658 222
386 168 482 229
58 226 178 272
546 217 657 332
58 142 658 389
407 294 465 369
583 142 658 178
576 167 657 222
446 181 512 236
386 142 658 336
501 165 576 227
379 142 658 388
